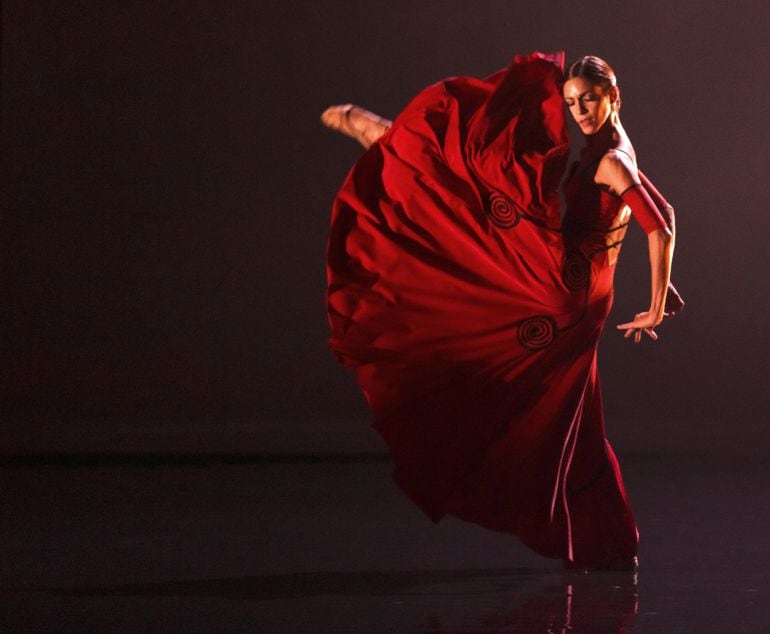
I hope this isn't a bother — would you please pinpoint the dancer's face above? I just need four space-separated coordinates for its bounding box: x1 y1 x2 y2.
562 77 615 135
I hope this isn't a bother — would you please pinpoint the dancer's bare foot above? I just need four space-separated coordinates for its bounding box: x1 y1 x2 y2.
320 104 392 149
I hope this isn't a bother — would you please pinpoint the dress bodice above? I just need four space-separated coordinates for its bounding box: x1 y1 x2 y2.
561 159 631 264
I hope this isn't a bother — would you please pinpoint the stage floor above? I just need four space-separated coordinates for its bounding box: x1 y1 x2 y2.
1 452 767 632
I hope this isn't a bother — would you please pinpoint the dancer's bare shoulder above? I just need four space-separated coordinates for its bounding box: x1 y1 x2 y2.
595 146 640 195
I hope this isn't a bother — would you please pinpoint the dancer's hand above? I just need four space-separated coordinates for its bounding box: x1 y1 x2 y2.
617 311 660 343
664 282 685 316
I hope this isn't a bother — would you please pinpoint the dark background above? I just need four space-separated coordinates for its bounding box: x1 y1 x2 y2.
2 0 768 454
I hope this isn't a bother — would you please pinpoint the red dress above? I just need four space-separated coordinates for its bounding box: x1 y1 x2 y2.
326 51 638 567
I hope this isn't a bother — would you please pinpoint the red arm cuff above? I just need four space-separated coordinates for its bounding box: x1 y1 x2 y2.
620 183 669 234
638 170 674 230
637 170 668 209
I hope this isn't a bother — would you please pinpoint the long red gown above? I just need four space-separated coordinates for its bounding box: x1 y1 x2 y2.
326 51 640 567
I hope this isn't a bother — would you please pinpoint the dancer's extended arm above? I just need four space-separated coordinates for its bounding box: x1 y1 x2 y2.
597 152 674 343
638 169 684 316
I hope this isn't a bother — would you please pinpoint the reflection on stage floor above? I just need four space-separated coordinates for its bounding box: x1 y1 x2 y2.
1 452 766 632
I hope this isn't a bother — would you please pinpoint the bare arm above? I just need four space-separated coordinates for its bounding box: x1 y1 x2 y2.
596 151 675 342
645 227 675 323
639 169 684 316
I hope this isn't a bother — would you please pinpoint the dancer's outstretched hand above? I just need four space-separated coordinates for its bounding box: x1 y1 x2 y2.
617 311 660 343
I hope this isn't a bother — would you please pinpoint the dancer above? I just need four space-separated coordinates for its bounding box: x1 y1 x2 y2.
322 52 682 570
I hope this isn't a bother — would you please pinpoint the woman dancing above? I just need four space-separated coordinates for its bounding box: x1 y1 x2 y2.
322 52 682 570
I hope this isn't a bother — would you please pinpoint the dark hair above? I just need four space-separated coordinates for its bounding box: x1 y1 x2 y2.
566 56 621 110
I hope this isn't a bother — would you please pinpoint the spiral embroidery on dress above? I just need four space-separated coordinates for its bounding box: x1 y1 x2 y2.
518 315 557 350
562 251 591 291
486 191 521 228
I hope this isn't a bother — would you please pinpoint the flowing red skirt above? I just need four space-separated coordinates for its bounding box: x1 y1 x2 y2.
326 51 638 567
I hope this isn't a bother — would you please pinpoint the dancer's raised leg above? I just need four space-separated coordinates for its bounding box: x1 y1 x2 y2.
320 104 392 149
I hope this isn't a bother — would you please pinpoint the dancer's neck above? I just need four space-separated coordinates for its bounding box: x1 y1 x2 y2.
581 118 626 163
